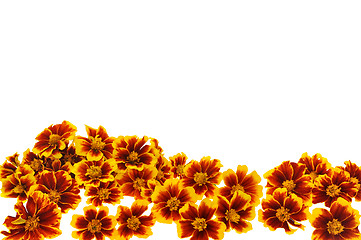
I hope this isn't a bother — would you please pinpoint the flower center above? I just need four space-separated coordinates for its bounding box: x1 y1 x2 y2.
282 180 296 192
127 216 141 231
166 197 181 211
326 184 341 197
87 219 102 233
327 219 344 235
87 166 102 179
276 207 290 222
231 184 244 195
309 171 318 181
192 217 207 231
25 216 39 231
13 185 25 194
48 189 61 203
127 151 140 164
90 136 105 151
30 159 43 172
97 188 110 200
225 209 240 223
49 134 61 146
194 172 208 185
176 165 185 176
133 178 145 190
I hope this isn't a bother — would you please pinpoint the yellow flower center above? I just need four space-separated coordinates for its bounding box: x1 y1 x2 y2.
127 151 140 164
225 209 240 223
25 216 39 231
48 189 61 203
309 171 318 181
87 219 102 233
87 166 102 179
176 165 185 176
90 136 105 151
127 216 141 231
97 188 110 200
231 184 244 195
192 217 207 231
282 180 296 192
133 178 145 190
276 207 290 222
30 159 42 172
327 219 344 235
13 185 25 194
49 134 61 146
194 172 208 185
326 184 341 197
166 197 181 211
156 170 164 181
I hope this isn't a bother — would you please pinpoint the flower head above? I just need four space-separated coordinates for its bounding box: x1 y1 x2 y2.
309 197 361 240
33 120 77 158
75 125 115 161
73 158 116 187
1 165 36 201
116 166 157 200
215 192 255 234
154 155 172 184
0 153 20 180
338 160 361 201
85 181 123 207
258 188 309 234
151 178 197 223
298 152 331 182
1 191 62 240
264 161 313 204
71 205 116 240
312 168 358 207
181 157 223 198
114 200 156 240
30 170 81 213
169 152 188 179
177 198 226 240
22 149 44 176
219 165 263 206
112 135 157 171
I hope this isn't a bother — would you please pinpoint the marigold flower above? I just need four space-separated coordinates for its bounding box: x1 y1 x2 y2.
309 197 361 240
114 200 156 240
264 161 313 204
312 168 357 207
1 191 62 240
112 135 156 171
22 149 44 175
215 192 255 234
1 165 36 201
181 157 222 198
258 188 309 234
177 198 226 240
71 205 116 240
0 153 20 180
116 166 157 200
73 158 116 187
33 120 77 159
85 181 123 207
142 179 161 202
150 138 164 158
60 145 84 166
75 125 115 161
298 152 331 182
154 155 172 184
151 178 197 224
29 170 81 213
169 152 188 179
219 165 263 206
338 160 361 201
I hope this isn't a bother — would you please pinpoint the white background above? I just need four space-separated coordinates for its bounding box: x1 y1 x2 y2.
1 1 361 240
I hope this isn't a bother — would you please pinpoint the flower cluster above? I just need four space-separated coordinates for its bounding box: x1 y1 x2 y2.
0 121 263 240
259 152 361 239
